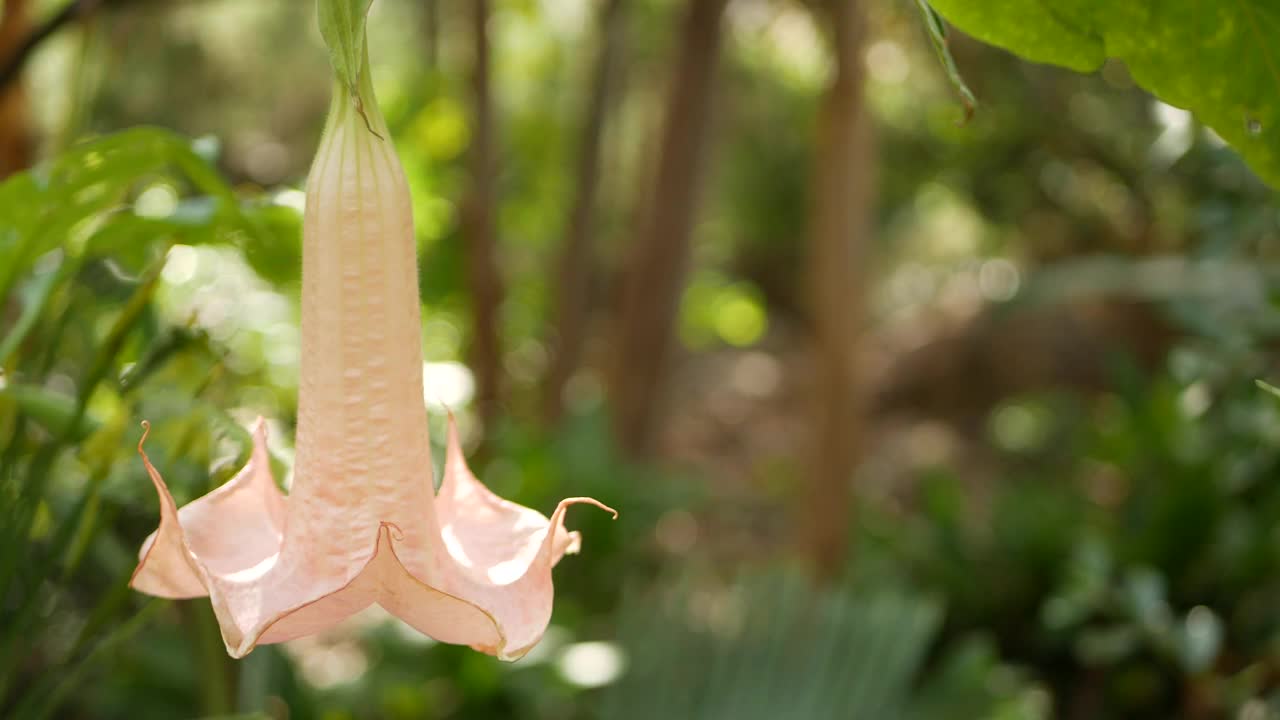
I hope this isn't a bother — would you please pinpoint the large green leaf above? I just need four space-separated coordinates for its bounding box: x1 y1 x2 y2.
0 127 238 297
928 0 1280 187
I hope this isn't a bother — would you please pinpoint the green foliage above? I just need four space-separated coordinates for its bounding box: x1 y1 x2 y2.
7 2 1280 719
926 0 1280 186
0 128 290 719
863 332 1280 717
600 573 944 719
601 571 1053 720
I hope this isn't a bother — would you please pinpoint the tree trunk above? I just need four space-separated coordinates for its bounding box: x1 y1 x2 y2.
608 0 727 456
542 0 628 426
0 0 33 178
461 0 504 431
802 0 875 581
422 0 439 70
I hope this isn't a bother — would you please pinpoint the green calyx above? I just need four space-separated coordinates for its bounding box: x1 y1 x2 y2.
316 0 382 139
321 46 388 143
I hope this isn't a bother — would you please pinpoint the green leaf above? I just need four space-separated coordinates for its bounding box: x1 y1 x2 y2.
0 384 101 440
0 126 243 304
316 0 374 94
924 0 1105 73
0 260 62 367
927 0 1280 187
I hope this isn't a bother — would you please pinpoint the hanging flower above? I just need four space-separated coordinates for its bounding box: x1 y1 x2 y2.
130 34 614 661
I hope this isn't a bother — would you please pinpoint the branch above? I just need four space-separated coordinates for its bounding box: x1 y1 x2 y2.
0 0 106 92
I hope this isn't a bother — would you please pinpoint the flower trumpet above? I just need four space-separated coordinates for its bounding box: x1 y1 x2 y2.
130 42 613 661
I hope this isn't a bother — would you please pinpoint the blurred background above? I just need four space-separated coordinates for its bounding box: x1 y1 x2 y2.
2 0 1280 718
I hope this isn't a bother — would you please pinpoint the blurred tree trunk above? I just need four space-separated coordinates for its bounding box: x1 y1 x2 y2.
542 0 628 426
461 0 504 430
0 0 33 178
0 0 117 177
802 0 875 580
609 0 727 456
422 0 438 70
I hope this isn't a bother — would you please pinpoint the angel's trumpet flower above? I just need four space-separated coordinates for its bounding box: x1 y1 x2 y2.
130 50 613 661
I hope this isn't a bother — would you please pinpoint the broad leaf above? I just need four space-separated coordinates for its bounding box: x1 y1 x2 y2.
927 0 1280 187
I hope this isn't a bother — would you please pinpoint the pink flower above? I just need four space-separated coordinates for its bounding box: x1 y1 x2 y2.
130 58 613 661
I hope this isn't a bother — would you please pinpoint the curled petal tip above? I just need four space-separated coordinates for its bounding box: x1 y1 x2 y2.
561 496 618 520
248 421 271 464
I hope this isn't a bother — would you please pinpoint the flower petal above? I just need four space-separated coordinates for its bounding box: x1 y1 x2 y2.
129 422 205 598
131 415 614 661
366 523 504 649
130 419 286 600
223 523 502 657
436 415 578 583
430 414 617 659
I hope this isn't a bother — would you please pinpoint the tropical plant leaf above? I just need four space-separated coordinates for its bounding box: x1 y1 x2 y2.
926 0 1280 187
0 126 294 716
600 571 943 719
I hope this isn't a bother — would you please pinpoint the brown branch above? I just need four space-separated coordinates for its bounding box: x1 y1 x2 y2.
608 0 728 457
461 0 505 432
542 0 628 426
802 0 875 581
0 0 105 92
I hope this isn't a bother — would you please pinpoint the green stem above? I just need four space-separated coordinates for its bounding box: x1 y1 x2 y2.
0 255 166 694
12 600 162 720
184 602 236 716
914 0 977 124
